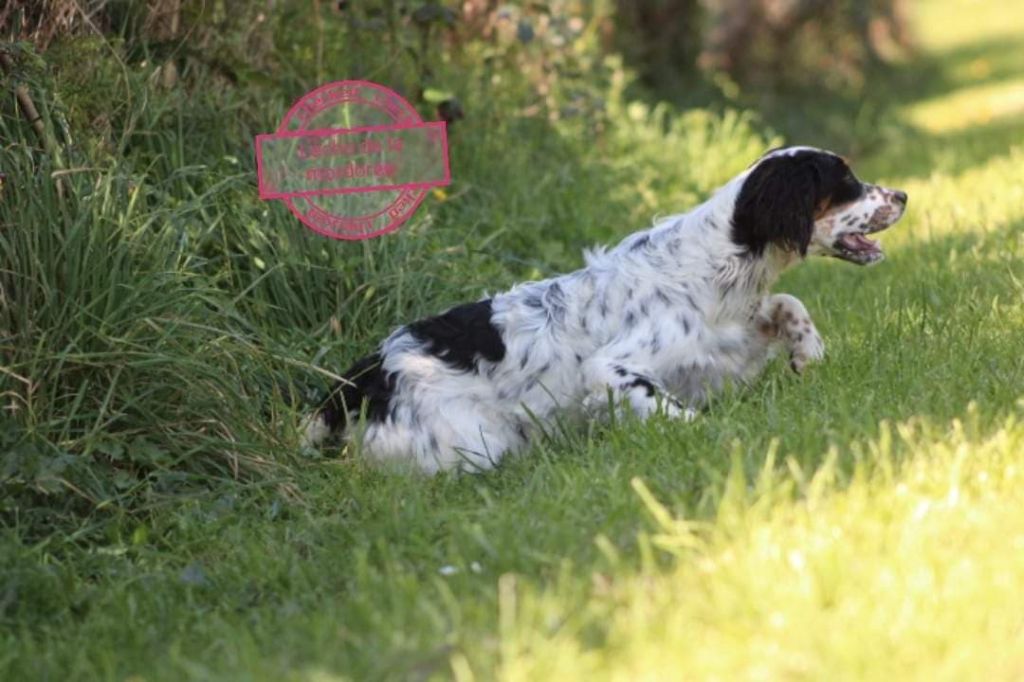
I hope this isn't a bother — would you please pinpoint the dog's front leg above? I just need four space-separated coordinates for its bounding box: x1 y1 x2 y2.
754 294 825 374
581 357 696 421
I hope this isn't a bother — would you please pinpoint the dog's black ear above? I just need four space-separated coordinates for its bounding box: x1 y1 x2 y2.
732 154 824 257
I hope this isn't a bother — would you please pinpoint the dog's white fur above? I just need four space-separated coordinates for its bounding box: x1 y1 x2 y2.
303 146 906 473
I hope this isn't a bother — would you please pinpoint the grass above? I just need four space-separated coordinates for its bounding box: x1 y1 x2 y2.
2 0 1024 679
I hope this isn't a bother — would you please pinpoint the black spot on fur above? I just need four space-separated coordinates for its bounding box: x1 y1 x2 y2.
407 299 506 372
733 149 864 257
614 365 629 377
630 234 651 251
625 312 636 327
322 353 396 429
678 313 691 334
627 377 656 398
545 283 567 323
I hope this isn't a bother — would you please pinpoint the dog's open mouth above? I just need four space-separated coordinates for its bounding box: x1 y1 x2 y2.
835 232 884 265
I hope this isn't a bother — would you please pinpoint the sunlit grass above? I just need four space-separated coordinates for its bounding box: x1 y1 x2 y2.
913 0 1024 50
890 148 1024 241
499 406 1024 681
903 79 1024 133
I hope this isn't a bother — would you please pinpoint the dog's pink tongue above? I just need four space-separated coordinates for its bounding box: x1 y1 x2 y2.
842 233 878 251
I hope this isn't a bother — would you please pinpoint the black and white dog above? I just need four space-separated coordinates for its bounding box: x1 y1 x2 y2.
303 146 908 472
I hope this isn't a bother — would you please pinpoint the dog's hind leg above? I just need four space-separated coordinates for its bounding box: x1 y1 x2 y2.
299 352 394 450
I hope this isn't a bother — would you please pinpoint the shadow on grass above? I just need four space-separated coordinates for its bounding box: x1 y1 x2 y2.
634 32 1024 180
749 33 1024 178
899 35 1024 101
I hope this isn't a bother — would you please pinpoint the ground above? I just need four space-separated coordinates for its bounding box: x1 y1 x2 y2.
3 0 1024 680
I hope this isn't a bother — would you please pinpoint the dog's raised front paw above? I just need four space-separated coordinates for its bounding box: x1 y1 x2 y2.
789 330 825 374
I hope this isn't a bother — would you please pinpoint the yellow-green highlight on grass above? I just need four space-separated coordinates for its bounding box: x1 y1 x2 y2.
497 406 1024 681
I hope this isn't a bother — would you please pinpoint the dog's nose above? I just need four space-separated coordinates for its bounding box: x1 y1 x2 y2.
892 190 908 206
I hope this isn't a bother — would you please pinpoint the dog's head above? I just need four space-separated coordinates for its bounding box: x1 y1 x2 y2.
731 146 907 265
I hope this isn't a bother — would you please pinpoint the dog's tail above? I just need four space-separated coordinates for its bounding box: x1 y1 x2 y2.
300 353 392 449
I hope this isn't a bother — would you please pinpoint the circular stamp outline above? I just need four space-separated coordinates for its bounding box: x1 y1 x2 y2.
273 80 442 241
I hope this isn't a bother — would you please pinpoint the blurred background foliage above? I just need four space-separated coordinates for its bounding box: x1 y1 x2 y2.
1 0 914 144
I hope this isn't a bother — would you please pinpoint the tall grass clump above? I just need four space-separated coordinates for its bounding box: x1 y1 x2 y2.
0 81 299 538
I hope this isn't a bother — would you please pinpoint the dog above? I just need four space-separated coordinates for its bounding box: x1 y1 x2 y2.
302 146 908 473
